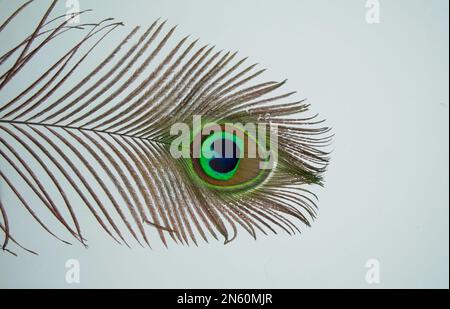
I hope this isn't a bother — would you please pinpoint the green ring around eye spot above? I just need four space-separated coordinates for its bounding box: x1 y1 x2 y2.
199 131 244 181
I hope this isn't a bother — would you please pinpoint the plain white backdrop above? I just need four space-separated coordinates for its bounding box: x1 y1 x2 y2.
0 0 448 288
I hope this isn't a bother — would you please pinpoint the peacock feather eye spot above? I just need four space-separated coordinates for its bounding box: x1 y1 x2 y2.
190 124 272 190
200 132 242 181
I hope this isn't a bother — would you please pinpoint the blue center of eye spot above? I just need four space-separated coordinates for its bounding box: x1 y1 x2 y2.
209 157 240 173
209 139 240 173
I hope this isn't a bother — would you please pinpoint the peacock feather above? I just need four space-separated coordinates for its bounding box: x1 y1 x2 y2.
0 0 332 255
